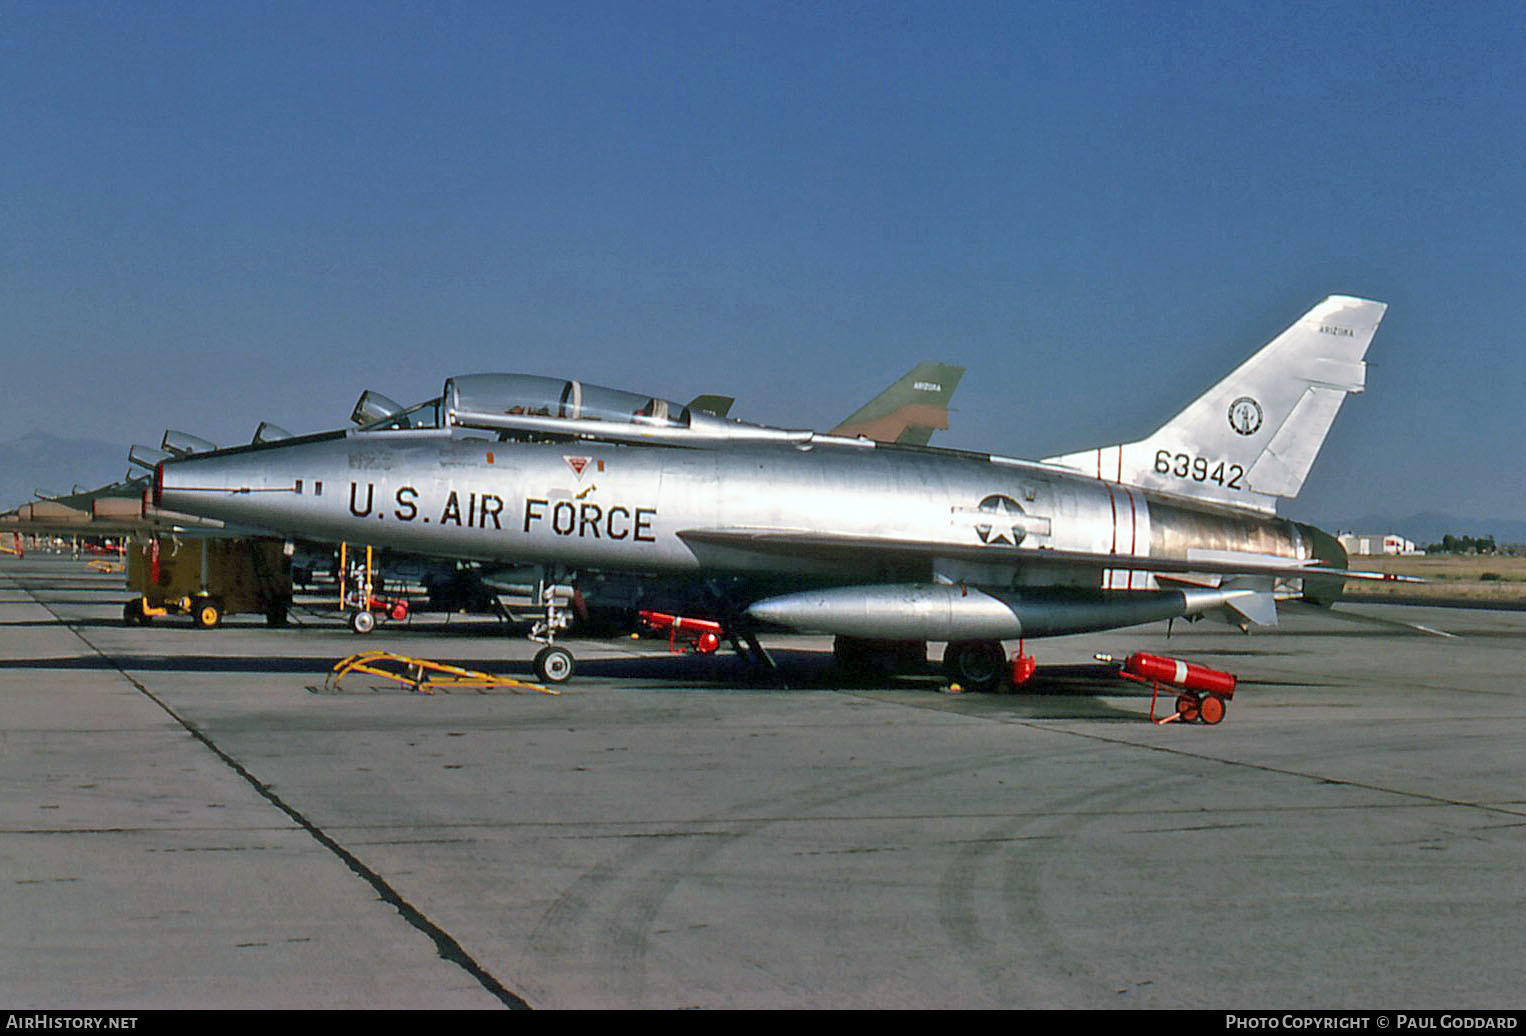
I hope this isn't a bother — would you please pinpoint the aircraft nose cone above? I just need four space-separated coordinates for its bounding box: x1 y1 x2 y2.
154 450 266 523
154 456 207 509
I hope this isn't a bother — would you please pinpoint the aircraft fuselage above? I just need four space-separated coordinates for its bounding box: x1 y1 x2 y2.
156 427 1328 594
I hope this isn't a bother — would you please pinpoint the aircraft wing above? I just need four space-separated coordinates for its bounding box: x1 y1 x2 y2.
675 528 1416 584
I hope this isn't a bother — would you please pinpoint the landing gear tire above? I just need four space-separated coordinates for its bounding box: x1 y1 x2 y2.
943 639 1006 692
123 599 149 626
349 609 376 635
1199 694 1227 726
193 597 223 630
265 602 290 628
534 644 575 685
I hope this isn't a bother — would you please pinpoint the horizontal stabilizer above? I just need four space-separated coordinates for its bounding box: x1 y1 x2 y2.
1223 591 1278 627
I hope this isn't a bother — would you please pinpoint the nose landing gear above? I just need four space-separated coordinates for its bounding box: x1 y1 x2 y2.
528 580 578 684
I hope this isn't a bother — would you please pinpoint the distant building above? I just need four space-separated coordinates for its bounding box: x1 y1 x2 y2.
1338 532 1421 556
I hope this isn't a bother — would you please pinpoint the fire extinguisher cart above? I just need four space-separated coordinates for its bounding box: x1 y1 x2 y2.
1109 652 1237 725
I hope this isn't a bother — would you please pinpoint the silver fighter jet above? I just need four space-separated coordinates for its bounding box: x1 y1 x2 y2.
156 296 1393 687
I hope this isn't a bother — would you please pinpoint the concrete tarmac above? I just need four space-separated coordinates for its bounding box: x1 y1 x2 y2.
2 555 1522 1009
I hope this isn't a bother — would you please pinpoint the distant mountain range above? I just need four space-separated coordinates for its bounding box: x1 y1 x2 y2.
0 432 129 511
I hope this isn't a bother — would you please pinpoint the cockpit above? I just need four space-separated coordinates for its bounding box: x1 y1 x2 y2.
351 375 696 436
344 372 832 450
444 374 686 428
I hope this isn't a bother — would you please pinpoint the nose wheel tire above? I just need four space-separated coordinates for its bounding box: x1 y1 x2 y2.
533 644 575 684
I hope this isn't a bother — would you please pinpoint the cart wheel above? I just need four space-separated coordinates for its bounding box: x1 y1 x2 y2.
193 597 223 630
1199 694 1227 726
1175 692 1200 723
533 644 575 684
349 609 376 635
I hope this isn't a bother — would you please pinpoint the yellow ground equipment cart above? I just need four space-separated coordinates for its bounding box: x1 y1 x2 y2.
124 536 293 628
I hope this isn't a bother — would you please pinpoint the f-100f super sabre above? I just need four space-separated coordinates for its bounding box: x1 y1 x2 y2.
156 295 1393 687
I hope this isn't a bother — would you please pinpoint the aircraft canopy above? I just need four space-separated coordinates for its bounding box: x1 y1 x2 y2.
442 374 687 429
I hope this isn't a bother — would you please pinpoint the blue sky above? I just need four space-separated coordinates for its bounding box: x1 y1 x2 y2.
3 1 1522 524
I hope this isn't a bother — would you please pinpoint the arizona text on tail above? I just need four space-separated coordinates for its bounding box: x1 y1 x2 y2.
832 362 965 446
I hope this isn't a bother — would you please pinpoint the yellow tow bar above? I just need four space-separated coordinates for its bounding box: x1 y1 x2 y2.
324 651 557 696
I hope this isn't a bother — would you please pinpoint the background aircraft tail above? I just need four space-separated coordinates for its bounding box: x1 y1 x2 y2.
832 362 965 445
685 394 736 418
1044 295 1386 512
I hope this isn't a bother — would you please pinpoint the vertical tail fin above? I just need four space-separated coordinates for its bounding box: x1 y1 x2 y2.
832 362 965 445
1044 295 1387 511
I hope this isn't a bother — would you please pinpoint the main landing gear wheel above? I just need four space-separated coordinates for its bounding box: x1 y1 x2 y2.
943 639 1006 692
123 599 149 626
533 644 575 685
349 609 376 634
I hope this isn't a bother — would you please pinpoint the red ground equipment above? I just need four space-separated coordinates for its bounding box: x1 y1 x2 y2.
338 543 411 633
1108 652 1237 726
1010 640 1037 686
639 610 724 655
349 593 411 634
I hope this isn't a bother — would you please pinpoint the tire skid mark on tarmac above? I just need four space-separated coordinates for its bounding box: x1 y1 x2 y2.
937 778 1127 1002
934 764 1206 1006
523 739 1079 1007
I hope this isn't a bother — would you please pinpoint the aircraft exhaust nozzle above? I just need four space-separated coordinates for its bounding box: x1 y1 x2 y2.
1298 523 1349 607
